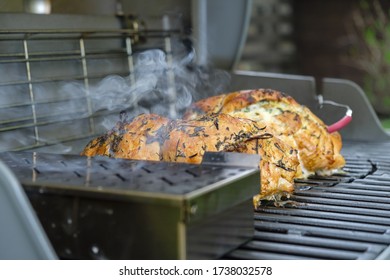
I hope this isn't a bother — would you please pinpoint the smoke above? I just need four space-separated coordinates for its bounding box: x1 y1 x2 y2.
86 47 230 127
0 41 231 154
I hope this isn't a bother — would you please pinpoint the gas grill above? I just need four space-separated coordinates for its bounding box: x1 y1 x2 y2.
1 5 390 260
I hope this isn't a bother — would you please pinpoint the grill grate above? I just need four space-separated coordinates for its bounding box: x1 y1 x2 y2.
226 140 390 260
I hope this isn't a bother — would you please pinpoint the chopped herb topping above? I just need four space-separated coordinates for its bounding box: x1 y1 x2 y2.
275 159 295 172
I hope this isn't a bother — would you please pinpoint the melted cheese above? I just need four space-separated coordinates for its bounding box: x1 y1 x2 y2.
235 101 286 124
233 101 314 178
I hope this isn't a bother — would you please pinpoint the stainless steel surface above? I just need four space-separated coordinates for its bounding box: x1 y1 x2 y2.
0 159 56 259
0 151 260 259
191 0 252 69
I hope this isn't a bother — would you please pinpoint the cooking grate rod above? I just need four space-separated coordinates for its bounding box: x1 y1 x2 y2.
243 240 362 260
0 29 181 40
0 71 131 87
0 100 125 129
0 51 130 65
254 221 390 244
257 207 390 226
292 196 390 211
295 190 390 203
0 110 86 130
255 213 389 233
0 96 86 110
5 134 97 152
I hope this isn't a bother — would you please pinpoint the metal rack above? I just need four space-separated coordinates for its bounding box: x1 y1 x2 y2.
0 27 182 153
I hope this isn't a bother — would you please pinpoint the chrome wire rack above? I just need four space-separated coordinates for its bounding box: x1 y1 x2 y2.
0 26 182 153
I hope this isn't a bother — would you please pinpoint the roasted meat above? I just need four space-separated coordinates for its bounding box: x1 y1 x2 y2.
82 113 301 206
183 89 345 177
83 88 346 207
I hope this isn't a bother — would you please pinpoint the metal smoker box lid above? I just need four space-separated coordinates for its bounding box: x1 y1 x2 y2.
0 151 260 259
0 151 260 221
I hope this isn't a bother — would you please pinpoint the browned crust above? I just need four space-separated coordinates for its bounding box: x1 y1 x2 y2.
81 114 170 161
183 89 298 119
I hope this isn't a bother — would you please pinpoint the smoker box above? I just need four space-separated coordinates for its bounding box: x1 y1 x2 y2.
0 151 260 260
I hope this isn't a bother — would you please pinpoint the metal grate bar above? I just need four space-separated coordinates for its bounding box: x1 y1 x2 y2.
226 249 316 260
226 229 386 260
258 207 390 226
1 106 123 129
0 71 130 87
125 37 135 85
0 50 128 64
335 182 390 192
3 134 97 152
0 110 87 132
79 37 94 135
22 39 40 145
291 195 390 210
0 29 181 40
254 213 389 233
294 190 390 203
162 16 178 119
251 231 385 254
254 221 390 244
296 187 390 198
285 203 390 218
0 95 86 111
243 240 362 259
252 231 361 251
